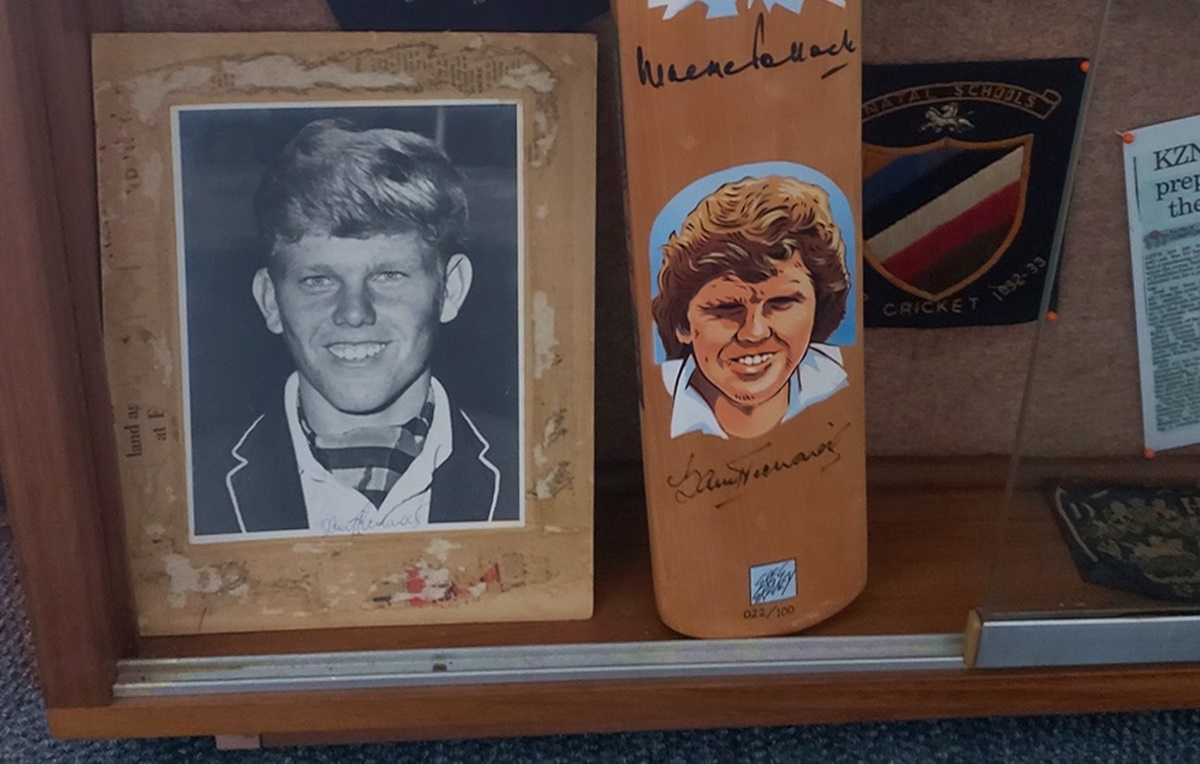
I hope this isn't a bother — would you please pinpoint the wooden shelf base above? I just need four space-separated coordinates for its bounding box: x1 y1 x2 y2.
30 461 1200 740
137 481 1002 661
49 664 1200 741
28 481 1100 740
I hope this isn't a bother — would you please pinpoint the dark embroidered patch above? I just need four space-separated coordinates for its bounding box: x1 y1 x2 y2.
863 59 1088 328
1051 484 1200 603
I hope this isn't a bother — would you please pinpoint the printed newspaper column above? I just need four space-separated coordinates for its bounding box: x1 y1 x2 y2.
1123 115 1200 452
613 0 866 638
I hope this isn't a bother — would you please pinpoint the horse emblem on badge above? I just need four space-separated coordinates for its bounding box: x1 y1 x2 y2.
648 0 844 20
862 135 1032 301
921 103 974 134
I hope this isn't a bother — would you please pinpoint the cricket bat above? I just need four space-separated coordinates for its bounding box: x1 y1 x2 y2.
613 0 867 638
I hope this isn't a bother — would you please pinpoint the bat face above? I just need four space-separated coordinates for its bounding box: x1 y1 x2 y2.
615 0 866 638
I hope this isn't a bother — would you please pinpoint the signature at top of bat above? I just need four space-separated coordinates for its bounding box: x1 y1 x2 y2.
636 12 857 90
665 421 852 506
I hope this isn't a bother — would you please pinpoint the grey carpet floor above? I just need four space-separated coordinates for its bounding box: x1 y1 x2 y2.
1 527 1198 763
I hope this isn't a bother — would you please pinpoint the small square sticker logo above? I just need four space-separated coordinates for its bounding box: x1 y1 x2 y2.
749 559 797 605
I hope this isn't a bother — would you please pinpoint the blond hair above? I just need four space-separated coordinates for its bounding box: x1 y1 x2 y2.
652 176 850 360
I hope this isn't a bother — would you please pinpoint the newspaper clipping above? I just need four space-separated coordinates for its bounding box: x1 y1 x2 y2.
1123 113 1200 452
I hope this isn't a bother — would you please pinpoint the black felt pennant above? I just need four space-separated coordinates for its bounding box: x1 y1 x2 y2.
862 59 1088 328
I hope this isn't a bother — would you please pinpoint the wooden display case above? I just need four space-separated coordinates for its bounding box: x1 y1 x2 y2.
4 0 1200 746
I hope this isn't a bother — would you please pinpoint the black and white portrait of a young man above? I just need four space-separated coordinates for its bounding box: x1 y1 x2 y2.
175 103 524 541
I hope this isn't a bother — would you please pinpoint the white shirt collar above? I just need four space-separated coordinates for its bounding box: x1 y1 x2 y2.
663 343 849 439
282 371 454 507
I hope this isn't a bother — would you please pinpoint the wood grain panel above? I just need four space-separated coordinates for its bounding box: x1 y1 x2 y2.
28 0 138 666
48 663 1200 740
133 467 1198 661
984 487 1200 617
0 0 126 708
134 485 992 660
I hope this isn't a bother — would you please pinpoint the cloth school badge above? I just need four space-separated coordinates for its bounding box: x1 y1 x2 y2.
862 59 1087 328
1051 484 1200 603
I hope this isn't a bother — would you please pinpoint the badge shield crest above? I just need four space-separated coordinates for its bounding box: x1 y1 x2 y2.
863 135 1032 302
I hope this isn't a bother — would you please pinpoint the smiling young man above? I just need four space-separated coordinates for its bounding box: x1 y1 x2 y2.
652 175 851 440
203 118 518 537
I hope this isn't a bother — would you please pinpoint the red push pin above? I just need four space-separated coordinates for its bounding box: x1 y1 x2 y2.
1046 310 1058 322
1144 448 1156 459
1080 59 1090 74
1123 132 1136 144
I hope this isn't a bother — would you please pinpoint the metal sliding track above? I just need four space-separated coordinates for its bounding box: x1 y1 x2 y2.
973 614 1200 669
116 633 965 698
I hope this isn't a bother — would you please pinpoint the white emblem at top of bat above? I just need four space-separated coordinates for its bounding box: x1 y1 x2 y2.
648 0 845 21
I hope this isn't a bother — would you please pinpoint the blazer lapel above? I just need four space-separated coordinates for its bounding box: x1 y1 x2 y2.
428 407 499 524
226 400 310 533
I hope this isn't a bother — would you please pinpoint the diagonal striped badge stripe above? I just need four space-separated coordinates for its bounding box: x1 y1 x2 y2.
865 140 1028 298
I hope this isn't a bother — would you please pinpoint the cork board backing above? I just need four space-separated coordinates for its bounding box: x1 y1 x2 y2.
864 0 1200 459
94 32 596 635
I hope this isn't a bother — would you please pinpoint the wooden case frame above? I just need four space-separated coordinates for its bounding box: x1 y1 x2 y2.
4 0 1200 745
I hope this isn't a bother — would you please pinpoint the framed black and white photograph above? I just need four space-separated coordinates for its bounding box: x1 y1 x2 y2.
174 102 524 542
95 32 595 635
